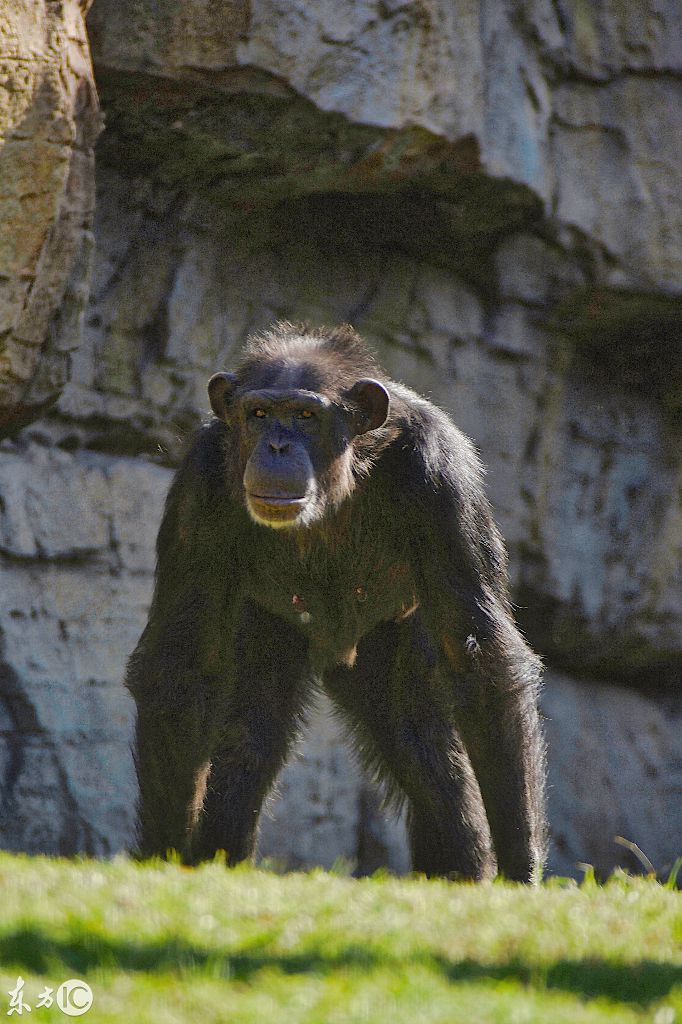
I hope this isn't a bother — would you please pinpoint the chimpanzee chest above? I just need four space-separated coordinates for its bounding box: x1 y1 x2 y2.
245 544 418 665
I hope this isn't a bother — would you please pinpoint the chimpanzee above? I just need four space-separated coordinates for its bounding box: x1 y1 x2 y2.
127 322 546 881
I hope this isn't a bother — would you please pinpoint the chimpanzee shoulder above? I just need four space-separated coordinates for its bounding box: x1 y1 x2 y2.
154 419 234 558
373 381 486 502
372 382 509 598
185 418 231 493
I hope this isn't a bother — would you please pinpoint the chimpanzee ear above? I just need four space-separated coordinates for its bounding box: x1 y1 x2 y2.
208 372 239 419
344 378 390 435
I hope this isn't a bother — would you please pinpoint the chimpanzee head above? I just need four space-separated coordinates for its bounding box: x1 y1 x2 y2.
207 324 390 529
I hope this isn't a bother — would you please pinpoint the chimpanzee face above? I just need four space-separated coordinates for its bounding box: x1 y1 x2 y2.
239 387 338 529
207 373 389 529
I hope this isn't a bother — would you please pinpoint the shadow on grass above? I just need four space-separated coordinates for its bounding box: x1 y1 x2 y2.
0 928 680 1006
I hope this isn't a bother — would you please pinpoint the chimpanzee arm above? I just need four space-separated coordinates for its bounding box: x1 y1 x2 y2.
126 421 240 859
400 403 547 882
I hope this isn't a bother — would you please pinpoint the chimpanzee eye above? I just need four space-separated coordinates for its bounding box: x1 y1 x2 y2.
298 409 314 419
253 408 267 419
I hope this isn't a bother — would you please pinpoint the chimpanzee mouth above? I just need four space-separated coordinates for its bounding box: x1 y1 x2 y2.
246 493 311 527
247 494 309 506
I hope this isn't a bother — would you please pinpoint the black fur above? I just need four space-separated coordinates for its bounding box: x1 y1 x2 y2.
127 322 547 881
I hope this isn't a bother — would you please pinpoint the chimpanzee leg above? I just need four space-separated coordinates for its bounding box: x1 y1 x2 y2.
324 616 494 879
132 707 215 860
128 644 222 860
190 602 311 865
442 613 547 883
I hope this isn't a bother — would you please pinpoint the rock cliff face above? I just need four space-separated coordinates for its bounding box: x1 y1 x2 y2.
0 0 100 433
0 0 680 878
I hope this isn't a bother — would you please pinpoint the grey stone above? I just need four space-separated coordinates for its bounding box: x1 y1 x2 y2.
237 0 483 139
415 267 483 340
553 79 682 290
0 450 171 853
494 233 587 305
0 443 110 560
518 372 682 672
543 671 682 880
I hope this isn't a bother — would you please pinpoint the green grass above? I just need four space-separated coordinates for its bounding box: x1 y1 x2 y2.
0 854 680 1023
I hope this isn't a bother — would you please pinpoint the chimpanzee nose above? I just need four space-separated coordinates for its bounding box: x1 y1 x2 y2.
269 438 290 454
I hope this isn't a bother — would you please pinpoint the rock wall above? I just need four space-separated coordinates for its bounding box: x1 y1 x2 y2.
0 0 100 433
0 0 680 878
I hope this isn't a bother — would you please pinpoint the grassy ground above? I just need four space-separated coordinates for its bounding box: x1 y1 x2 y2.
0 854 679 1023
